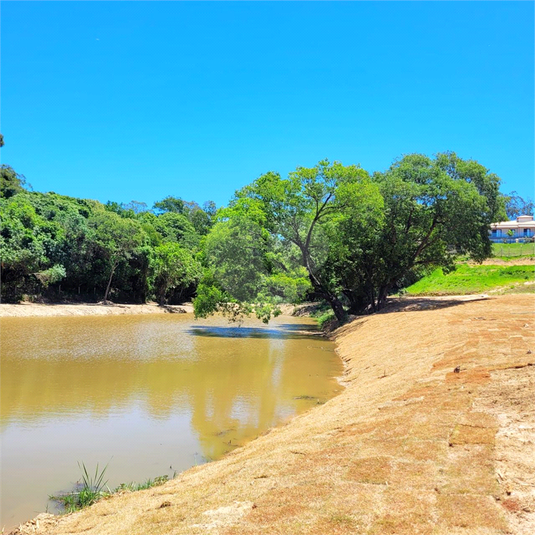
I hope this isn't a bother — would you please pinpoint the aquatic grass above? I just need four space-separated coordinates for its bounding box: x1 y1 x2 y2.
79 461 109 495
50 463 171 513
50 462 109 513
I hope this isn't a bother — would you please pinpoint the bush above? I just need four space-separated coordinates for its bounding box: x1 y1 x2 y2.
317 310 337 330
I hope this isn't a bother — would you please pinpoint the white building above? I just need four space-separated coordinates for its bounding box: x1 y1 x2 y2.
490 215 535 242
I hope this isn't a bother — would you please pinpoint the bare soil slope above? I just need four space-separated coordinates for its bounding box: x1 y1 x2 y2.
12 294 534 535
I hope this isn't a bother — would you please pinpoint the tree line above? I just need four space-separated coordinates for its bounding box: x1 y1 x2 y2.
0 152 531 321
0 165 213 304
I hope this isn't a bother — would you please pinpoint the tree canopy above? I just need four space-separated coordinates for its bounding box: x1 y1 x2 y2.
0 177 215 304
195 154 505 321
1 152 507 320
504 191 534 220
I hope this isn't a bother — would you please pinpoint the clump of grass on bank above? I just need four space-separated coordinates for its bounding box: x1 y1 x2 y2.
50 463 170 514
308 303 340 330
405 264 534 295
316 310 337 330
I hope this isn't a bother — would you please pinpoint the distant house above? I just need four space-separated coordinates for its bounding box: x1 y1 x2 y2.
490 215 535 243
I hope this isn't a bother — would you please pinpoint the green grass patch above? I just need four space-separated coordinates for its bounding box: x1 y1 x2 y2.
491 242 535 258
114 475 170 493
50 462 170 514
316 310 337 330
310 302 333 318
406 264 535 295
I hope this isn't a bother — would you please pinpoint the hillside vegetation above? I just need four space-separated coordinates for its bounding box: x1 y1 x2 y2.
2 152 516 323
406 264 534 296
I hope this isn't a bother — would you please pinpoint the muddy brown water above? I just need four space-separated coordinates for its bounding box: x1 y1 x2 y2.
0 313 342 529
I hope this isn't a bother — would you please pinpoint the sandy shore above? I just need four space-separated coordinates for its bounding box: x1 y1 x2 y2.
0 302 194 318
10 294 535 535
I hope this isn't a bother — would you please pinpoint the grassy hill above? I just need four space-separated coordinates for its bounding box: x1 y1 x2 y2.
406 264 534 296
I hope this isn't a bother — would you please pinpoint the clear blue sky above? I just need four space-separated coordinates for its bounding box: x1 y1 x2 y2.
1 1 533 208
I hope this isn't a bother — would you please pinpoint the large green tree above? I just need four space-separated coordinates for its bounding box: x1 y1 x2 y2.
236 160 376 321
1 195 52 300
151 242 202 304
355 153 503 310
1 165 27 199
88 210 146 301
195 161 375 322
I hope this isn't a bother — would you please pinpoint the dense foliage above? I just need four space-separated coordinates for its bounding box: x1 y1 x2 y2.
195 153 507 322
1 152 511 320
0 171 211 303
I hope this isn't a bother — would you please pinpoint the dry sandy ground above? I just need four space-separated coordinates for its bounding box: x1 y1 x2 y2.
0 302 194 317
477 258 535 266
10 294 535 535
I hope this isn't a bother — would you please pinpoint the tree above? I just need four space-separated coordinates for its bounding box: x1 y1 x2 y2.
362 153 501 309
194 194 311 322
152 212 199 249
153 196 185 214
35 264 66 290
1 195 49 300
188 205 213 235
88 210 145 301
1 165 27 198
321 180 385 313
504 191 534 220
201 204 269 300
194 199 275 322
239 161 375 321
435 152 505 222
0 192 68 301
122 200 148 214
195 161 373 322
151 243 201 304
203 201 217 218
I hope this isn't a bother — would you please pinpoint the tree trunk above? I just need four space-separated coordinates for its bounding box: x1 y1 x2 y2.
316 288 346 323
104 263 117 302
300 249 346 323
368 285 376 313
376 284 390 310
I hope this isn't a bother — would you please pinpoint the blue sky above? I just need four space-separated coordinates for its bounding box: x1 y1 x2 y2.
1 1 533 208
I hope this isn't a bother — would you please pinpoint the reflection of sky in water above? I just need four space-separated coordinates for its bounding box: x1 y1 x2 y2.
271 360 283 389
204 391 214 420
230 397 258 428
0 314 342 529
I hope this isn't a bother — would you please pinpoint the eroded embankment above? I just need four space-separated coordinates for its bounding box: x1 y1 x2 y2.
12 294 535 535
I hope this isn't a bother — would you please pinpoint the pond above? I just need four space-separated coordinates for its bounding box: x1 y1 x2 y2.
0 313 343 529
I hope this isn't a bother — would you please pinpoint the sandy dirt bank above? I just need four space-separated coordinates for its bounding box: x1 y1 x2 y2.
477 258 535 266
11 294 535 535
0 302 194 318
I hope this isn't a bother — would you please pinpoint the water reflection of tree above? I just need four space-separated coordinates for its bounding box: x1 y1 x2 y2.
1 318 340 463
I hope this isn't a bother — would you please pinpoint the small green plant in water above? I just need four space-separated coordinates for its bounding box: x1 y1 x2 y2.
79 461 109 494
50 462 109 513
